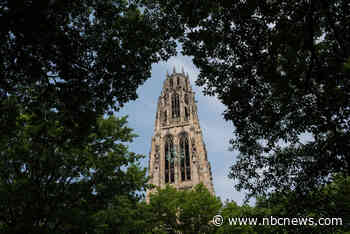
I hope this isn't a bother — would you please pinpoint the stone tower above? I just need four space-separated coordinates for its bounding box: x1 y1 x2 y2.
147 67 214 197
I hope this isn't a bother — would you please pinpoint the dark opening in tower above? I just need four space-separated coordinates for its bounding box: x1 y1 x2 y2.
180 133 191 181
164 135 175 183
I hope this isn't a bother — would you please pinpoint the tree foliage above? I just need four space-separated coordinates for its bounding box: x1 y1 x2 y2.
0 0 183 137
148 184 222 234
0 114 148 233
216 176 350 234
256 175 350 233
157 0 350 198
0 1 185 232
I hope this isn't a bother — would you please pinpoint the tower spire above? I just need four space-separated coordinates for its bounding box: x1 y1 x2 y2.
173 66 176 74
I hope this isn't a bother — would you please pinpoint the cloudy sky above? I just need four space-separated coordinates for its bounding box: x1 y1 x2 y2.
118 53 249 205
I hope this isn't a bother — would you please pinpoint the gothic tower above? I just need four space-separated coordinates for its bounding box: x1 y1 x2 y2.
147 67 214 197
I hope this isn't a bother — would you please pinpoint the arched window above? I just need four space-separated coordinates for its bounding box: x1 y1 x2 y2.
163 110 167 124
172 93 180 118
184 107 189 120
169 79 173 88
164 135 175 183
177 76 180 85
179 133 191 181
184 93 189 105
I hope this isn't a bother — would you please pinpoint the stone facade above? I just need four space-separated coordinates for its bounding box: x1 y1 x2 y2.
147 68 214 199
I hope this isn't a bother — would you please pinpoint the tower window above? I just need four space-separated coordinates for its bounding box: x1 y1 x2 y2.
180 133 191 181
164 135 175 183
163 111 167 124
170 79 173 88
184 93 189 105
184 107 189 120
172 93 180 118
177 76 179 85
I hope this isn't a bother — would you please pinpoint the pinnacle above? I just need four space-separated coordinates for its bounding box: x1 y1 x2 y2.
169 65 187 77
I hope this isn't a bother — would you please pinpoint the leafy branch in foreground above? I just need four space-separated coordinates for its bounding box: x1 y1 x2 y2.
0 111 148 233
157 0 350 199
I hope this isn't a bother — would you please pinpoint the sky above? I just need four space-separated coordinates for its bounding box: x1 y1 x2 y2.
118 53 249 205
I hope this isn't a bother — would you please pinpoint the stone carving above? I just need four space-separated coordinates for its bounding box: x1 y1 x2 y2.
154 145 160 169
164 93 168 104
191 138 197 163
